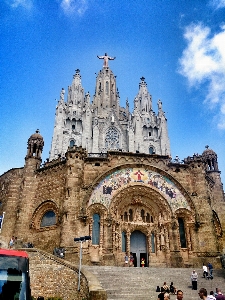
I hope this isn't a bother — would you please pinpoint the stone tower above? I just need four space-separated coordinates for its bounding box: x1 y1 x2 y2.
49 56 170 160
26 129 44 169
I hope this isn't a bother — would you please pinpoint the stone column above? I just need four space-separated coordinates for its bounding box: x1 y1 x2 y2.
168 224 174 251
89 218 93 242
147 233 151 266
126 230 131 254
112 224 115 250
99 218 104 256
103 217 107 249
170 218 184 267
186 223 192 252
189 223 199 252
165 226 170 258
156 232 160 253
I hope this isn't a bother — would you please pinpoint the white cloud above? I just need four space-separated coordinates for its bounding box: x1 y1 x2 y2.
179 23 225 129
6 0 33 10
210 0 225 9
60 0 88 16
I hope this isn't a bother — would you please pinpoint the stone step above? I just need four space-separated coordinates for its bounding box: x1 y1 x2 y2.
83 266 225 300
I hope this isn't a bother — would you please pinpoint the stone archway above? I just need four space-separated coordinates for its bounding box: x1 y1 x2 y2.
85 166 197 266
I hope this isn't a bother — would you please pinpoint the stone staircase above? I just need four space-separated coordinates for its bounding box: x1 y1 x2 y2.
83 266 225 300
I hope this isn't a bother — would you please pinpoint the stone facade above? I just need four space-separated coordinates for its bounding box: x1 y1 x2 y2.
0 63 225 270
49 65 170 160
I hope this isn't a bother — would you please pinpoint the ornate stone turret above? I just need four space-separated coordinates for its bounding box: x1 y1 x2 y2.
92 67 120 118
132 77 170 155
202 145 219 172
136 76 152 113
26 129 44 159
25 129 44 170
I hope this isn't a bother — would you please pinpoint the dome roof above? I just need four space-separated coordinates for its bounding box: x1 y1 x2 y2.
202 145 216 156
29 129 43 140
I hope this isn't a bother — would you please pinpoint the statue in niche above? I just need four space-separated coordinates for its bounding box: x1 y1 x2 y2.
157 99 162 110
60 88 65 101
159 213 163 227
160 228 165 246
94 118 98 125
135 209 143 222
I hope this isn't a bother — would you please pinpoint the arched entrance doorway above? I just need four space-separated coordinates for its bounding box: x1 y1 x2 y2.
130 230 147 267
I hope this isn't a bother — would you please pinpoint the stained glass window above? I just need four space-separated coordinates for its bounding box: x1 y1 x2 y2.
151 233 155 253
122 231 126 252
40 210 56 227
92 214 100 245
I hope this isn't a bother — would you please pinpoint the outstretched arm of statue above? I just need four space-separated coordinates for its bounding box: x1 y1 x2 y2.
97 55 104 59
108 56 116 60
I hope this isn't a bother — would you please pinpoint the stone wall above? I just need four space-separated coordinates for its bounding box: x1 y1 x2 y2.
27 249 91 300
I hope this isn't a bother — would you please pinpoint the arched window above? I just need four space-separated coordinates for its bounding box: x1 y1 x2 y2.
40 210 56 227
146 213 150 223
66 118 70 129
72 118 76 130
124 212 128 222
178 218 187 248
149 147 154 154
129 209 133 221
92 214 100 245
151 233 155 253
70 140 75 147
141 209 145 222
122 231 126 252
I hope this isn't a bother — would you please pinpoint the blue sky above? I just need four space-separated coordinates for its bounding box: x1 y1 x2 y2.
0 0 225 185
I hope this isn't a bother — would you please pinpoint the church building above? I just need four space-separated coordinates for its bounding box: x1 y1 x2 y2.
0 55 224 267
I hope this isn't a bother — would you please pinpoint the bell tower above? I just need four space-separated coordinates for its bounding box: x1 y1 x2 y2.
25 129 44 169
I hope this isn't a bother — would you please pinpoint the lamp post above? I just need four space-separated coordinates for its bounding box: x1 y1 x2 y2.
74 235 91 291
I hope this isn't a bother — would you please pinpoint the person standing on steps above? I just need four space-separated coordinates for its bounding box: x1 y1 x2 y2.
9 236 15 249
141 257 145 267
203 263 208 278
129 252 134 267
208 262 214 279
191 269 198 290
124 253 129 267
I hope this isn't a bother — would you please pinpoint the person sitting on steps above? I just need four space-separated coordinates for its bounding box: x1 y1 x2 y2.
170 282 177 294
162 282 170 293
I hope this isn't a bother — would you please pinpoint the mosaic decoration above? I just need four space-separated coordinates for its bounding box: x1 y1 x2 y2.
88 168 191 212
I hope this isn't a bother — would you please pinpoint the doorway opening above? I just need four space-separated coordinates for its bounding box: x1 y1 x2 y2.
130 230 148 267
